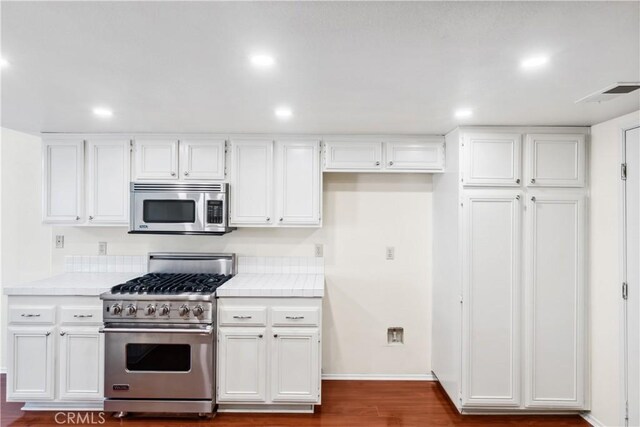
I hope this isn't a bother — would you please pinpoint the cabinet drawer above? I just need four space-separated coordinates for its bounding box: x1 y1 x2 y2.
9 306 56 325
60 306 103 325
219 307 267 326
271 307 319 327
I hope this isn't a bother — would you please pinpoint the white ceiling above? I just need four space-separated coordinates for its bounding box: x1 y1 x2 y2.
1 1 639 135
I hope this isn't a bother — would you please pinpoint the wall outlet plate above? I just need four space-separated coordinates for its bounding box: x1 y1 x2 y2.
98 242 107 256
387 327 404 345
315 244 323 257
386 246 395 260
55 235 64 249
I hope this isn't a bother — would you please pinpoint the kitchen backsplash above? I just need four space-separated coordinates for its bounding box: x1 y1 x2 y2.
237 256 324 274
64 255 147 273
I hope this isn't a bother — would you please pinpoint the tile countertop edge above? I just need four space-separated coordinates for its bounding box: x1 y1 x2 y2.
216 273 325 298
3 272 141 296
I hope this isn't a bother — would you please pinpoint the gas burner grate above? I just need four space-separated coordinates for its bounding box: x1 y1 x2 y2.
110 273 232 295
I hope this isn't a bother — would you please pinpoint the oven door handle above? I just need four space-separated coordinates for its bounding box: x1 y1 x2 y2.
99 326 213 335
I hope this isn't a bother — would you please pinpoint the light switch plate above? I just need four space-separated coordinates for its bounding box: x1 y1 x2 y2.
98 242 107 256
315 244 323 257
55 235 64 249
386 246 395 260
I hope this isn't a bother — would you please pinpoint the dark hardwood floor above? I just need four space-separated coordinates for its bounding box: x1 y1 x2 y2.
1 374 588 426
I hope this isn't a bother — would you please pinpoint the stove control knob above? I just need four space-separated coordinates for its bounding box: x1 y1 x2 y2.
144 304 156 316
192 305 204 317
159 304 171 316
178 304 190 316
126 304 137 316
111 304 122 315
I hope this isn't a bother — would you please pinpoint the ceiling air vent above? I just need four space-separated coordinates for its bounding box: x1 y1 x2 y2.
576 82 640 103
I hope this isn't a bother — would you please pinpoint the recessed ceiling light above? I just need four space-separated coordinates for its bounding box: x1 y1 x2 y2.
93 107 113 118
455 108 473 119
1 57 9 68
520 55 549 69
250 54 275 69
274 106 292 119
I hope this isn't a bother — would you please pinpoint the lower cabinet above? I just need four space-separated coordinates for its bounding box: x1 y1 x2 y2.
216 298 322 409
6 296 104 407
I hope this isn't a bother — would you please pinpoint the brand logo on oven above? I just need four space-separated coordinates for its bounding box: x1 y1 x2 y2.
112 384 130 391
139 225 148 229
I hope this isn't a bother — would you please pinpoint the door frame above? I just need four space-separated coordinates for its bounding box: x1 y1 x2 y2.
621 122 640 427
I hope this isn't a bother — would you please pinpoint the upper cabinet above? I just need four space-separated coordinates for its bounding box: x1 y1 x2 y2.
324 140 383 171
86 139 130 224
526 134 586 187
323 138 445 172
133 137 226 181
230 139 274 225
385 140 445 171
179 139 226 180
43 140 84 223
133 138 179 180
230 139 321 227
462 133 522 186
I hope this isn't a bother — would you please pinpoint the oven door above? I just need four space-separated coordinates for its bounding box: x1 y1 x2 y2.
132 191 204 233
103 325 214 399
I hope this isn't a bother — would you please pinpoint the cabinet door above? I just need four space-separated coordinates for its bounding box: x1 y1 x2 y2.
385 140 445 171
179 139 226 180
42 140 84 223
526 134 586 187
6 327 55 401
59 327 104 400
86 139 130 224
133 138 179 180
217 327 267 402
462 133 522 186
462 192 521 407
524 194 586 409
230 140 274 225
323 141 383 171
275 140 321 226
271 328 320 403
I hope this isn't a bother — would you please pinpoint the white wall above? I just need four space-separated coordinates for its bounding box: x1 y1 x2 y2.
590 110 640 427
0 127 433 376
0 128 53 371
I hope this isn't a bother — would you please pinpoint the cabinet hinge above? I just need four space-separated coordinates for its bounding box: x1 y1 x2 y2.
625 400 629 422
622 163 628 180
623 282 628 300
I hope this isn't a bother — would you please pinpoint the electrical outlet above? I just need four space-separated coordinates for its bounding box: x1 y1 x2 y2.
387 327 404 345
55 235 64 249
315 244 323 257
98 242 108 256
386 246 395 260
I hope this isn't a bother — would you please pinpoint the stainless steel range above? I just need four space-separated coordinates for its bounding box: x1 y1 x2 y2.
99 253 235 418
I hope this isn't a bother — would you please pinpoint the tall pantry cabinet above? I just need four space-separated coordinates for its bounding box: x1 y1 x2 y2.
432 127 589 413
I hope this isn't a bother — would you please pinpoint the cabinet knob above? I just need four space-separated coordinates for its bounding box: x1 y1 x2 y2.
45 332 51 337
258 334 263 338
60 331 66 336
279 218 283 222
375 161 380 166
516 179 520 184
171 172 176 177
274 334 278 338
184 171 189 176
530 178 536 184
89 216 94 220
389 161 394 166
266 217 270 222
76 216 80 220
531 196 536 202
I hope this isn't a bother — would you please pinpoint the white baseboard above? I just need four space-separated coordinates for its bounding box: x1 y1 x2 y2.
322 373 436 381
580 412 606 427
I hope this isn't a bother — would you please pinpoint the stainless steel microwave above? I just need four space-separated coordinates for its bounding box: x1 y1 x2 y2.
129 182 234 235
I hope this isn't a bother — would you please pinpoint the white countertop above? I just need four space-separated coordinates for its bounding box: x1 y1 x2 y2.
216 273 325 297
3 272 140 296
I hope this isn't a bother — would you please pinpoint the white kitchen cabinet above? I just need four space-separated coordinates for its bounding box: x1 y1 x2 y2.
385 140 445 171
42 140 84 223
58 327 104 401
86 139 130 224
526 134 586 187
271 328 320 402
323 140 383 171
179 138 226 180
275 140 321 225
133 138 179 180
7 326 56 401
524 194 586 409
461 192 522 407
462 133 522 186
229 140 274 225
217 327 268 402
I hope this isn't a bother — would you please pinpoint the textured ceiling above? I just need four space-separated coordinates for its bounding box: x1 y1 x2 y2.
1 1 639 135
